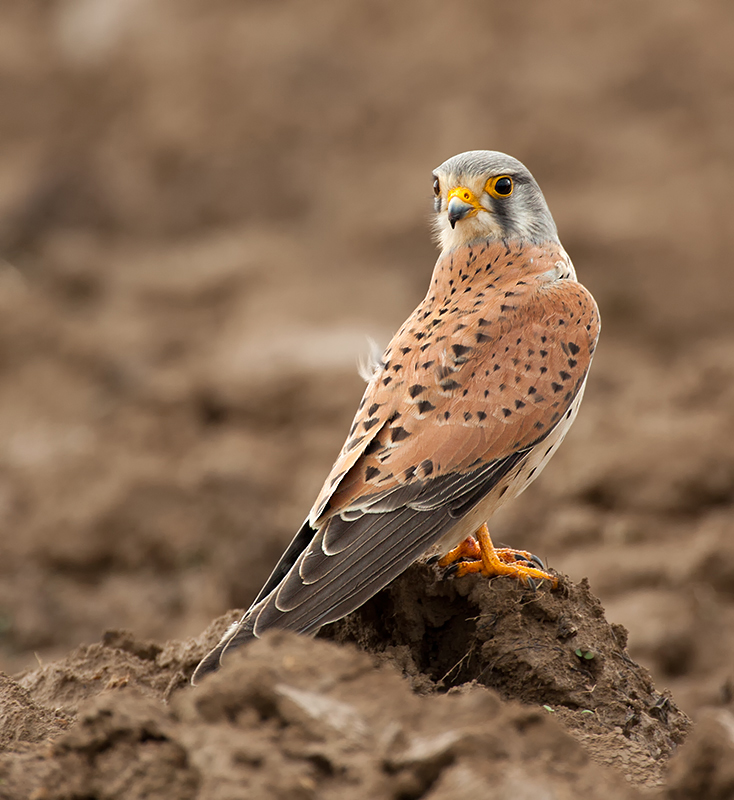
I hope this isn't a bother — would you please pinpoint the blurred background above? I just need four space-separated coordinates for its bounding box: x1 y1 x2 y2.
0 0 732 718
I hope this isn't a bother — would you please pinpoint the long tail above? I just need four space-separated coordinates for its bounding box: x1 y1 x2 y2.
190 615 255 684
191 519 315 685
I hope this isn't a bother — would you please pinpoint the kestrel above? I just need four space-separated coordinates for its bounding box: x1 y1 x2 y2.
193 150 600 683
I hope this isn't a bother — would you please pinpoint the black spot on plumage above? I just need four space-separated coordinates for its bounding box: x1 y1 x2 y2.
382 376 392 386
414 332 425 341
404 466 416 480
444 411 451 420
464 412 472 421
534 421 545 430
551 382 563 393
540 366 547 374
387 410 401 423
451 343 472 359
421 360 435 369
367 403 380 416
502 408 512 417
364 438 382 456
440 379 461 391
408 384 426 398
476 332 491 343
390 426 410 443
484 390 490 398
476 410 487 421
568 340 580 355
363 417 380 431
540 350 548 358
568 358 577 368
346 435 365 450
400 346 411 355
421 459 434 476
515 400 526 409
528 386 537 394
420 343 431 351
392 364 403 372
478 318 491 327
559 371 571 382
417 400 435 414
493 363 501 372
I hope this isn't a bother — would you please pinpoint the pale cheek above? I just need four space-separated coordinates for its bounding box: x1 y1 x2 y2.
436 213 503 252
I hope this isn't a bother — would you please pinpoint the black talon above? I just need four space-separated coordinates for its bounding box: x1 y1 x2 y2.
512 552 546 570
442 562 462 578
529 553 547 570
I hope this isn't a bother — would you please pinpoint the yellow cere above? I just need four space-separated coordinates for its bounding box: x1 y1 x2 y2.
447 186 482 208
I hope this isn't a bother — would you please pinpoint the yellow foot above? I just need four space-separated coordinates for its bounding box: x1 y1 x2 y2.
443 524 558 589
437 536 481 567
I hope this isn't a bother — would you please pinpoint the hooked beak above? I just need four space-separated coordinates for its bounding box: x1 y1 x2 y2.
446 187 482 228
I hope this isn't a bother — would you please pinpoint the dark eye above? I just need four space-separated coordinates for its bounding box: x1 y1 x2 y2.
432 176 440 196
494 176 513 196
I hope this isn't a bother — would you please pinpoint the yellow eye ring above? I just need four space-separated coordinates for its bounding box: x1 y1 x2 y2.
486 175 514 199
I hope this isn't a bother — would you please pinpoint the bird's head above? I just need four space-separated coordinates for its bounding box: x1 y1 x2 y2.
431 150 559 253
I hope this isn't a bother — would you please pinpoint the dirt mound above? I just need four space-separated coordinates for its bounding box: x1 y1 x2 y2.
0 570 693 799
322 563 690 787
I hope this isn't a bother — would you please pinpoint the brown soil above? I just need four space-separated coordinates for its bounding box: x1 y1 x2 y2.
1 1 734 797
